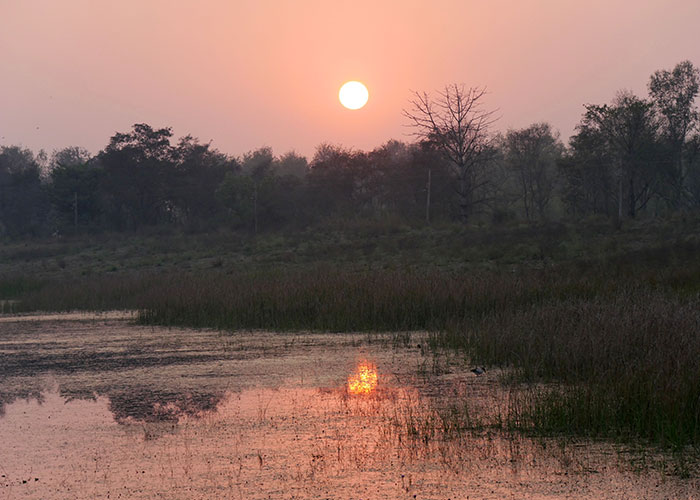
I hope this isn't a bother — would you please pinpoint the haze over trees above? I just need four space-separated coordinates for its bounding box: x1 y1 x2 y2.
1 61 699 239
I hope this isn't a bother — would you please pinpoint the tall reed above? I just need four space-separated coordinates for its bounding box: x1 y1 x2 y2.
455 289 700 448
8 254 700 449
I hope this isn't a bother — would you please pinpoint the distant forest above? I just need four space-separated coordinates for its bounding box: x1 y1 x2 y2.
2 61 700 239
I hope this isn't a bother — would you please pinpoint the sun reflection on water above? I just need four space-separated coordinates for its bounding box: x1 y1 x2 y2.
347 361 378 395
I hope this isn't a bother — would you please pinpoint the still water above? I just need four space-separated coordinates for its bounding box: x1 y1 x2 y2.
0 314 697 499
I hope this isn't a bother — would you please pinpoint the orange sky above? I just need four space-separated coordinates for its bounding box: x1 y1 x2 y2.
2 0 700 158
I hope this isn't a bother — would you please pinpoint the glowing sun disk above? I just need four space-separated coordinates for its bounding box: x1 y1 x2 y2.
339 81 369 110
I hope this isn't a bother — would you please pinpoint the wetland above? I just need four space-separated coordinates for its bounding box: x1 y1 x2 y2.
1 313 698 499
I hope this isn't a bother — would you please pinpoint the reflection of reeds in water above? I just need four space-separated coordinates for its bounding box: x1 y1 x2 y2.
381 381 501 455
336 380 586 478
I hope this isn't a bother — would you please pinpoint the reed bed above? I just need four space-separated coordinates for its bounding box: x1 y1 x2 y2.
11 267 578 330
7 255 700 451
462 289 700 449
137 268 565 332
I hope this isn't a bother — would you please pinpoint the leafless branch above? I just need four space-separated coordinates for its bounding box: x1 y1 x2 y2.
403 84 498 221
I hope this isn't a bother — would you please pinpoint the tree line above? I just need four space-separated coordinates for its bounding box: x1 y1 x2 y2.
1 61 699 238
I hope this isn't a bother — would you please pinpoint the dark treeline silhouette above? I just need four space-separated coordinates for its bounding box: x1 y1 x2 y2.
2 61 699 239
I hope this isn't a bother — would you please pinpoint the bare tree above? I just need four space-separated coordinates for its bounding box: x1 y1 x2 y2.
404 84 497 222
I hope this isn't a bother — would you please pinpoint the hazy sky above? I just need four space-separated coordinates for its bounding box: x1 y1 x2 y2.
2 0 700 159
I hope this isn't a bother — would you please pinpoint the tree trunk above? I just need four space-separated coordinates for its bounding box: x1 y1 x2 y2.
617 177 623 225
73 191 78 234
458 170 471 223
253 184 258 235
674 151 684 210
628 176 636 218
425 167 431 225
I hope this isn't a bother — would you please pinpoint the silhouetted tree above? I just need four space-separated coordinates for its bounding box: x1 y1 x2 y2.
404 85 497 222
275 151 308 179
51 146 92 169
367 140 416 217
170 136 235 230
272 151 309 226
503 123 563 222
559 125 617 217
98 124 175 230
685 133 700 208
307 144 362 217
242 147 275 233
48 147 102 233
216 147 302 232
580 92 660 219
371 140 458 223
216 171 255 229
0 146 48 237
649 60 700 209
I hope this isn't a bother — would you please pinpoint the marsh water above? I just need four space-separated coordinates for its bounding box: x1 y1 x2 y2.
0 314 698 499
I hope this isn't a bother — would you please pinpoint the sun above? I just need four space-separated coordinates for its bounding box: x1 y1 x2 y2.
339 81 369 110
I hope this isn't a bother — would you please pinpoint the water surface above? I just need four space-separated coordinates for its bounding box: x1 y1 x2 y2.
0 314 697 499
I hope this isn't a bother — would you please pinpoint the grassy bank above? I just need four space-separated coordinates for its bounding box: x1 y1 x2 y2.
2 214 699 280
